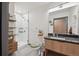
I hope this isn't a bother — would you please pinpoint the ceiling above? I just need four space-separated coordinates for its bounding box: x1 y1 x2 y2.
14 2 64 13
15 2 65 9
15 2 50 10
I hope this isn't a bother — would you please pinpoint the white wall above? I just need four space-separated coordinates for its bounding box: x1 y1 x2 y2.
48 6 79 34
29 5 48 44
13 2 65 44
14 3 49 46
11 2 75 45
78 5 79 34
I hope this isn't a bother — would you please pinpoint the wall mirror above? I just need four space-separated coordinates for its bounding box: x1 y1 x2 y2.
53 16 68 34
48 2 79 35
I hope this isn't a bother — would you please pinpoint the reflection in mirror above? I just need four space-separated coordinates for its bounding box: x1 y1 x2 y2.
48 2 79 35
53 17 68 34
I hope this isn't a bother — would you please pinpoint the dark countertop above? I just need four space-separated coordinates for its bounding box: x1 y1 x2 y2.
48 33 79 38
44 36 79 44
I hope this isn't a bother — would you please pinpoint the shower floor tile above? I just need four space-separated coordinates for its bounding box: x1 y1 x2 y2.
12 44 41 56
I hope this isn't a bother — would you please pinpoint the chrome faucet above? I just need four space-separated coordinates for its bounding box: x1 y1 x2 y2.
53 33 58 37
53 33 55 37
56 34 58 37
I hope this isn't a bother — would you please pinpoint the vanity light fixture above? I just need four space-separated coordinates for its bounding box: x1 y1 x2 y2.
48 2 78 13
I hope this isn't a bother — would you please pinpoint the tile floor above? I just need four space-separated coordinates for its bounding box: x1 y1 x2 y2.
12 44 41 56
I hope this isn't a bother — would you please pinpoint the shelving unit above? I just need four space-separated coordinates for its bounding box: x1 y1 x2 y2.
8 14 16 36
8 14 17 55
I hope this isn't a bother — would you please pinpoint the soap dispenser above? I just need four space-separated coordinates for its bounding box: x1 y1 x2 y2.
69 26 72 34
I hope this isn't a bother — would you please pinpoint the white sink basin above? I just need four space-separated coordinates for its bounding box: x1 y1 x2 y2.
49 37 65 40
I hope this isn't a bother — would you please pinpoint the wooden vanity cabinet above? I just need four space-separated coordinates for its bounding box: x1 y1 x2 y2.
45 39 79 56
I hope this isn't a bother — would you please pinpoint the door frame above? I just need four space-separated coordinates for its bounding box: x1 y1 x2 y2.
1 2 9 56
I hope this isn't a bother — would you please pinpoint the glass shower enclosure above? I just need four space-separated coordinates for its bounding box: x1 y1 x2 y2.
9 2 29 49
14 6 29 48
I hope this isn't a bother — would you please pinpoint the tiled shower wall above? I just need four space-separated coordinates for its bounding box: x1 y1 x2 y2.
14 4 29 48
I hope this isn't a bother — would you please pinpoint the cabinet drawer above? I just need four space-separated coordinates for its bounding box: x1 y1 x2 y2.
60 42 74 55
45 40 61 53
45 39 79 55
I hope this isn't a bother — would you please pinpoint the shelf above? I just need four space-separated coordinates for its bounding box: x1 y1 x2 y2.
8 34 15 35
9 20 16 22
9 27 16 29
8 31 13 32
8 34 16 36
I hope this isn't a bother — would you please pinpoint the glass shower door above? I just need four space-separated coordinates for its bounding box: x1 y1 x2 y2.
15 12 29 48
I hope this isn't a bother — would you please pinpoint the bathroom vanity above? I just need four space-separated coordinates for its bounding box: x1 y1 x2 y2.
44 34 79 56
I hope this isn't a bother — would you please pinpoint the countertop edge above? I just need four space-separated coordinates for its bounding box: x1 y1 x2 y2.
44 37 79 44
